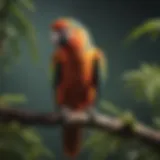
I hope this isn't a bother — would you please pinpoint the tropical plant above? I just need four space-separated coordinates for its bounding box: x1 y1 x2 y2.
125 18 160 43
0 1 53 160
0 94 53 160
0 0 38 70
85 18 160 160
85 64 160 160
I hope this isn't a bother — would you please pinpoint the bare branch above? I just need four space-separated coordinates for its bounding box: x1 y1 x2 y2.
0 108 159 150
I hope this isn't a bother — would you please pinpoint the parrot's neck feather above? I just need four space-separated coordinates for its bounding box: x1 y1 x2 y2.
63 44 83 54
63 42 92 54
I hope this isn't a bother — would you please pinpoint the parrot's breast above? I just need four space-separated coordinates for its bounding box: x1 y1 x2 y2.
58 49 96 109
62 50 93 85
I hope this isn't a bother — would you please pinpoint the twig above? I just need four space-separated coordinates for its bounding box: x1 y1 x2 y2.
0 108 159 150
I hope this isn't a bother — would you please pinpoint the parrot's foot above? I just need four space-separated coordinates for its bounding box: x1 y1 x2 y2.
61 107 71 115
60 107 74 124
87 107 98 122
60 107 71 118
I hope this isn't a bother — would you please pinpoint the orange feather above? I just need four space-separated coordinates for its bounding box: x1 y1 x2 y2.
51 18 105 159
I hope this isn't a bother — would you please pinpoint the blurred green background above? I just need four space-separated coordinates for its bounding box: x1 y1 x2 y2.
0 0 160 160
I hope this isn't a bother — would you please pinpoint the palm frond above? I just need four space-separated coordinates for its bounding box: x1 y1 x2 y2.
9 3 38 62
0 94 27 106
124 18 160 44
18 0 35 12
123 63 160 105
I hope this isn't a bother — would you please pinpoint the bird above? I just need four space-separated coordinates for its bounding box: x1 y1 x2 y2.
50 17 107 160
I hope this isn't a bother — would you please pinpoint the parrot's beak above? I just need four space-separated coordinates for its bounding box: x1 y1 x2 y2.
51 30 69 46
51 31 61 45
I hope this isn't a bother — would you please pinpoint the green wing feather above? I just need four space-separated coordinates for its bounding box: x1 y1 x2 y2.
93 51 107 103
99 51 108 85
49 60 62 90
49 59 62 109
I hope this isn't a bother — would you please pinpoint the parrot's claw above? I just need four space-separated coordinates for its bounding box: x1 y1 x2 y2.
61 107 70 116
60 107 72 123
87 107 97 122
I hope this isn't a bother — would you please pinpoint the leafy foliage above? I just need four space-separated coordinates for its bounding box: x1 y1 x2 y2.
85 64 160 160
84 131 122 160
123 64 160 129
0 122 53 160
0 94 53 160
0 1 53 160
0 0 38 71
125 18 160 43
9 1 38 62
85 19 160 160
84 101 125 160
123 63 160 106
0 93 27 106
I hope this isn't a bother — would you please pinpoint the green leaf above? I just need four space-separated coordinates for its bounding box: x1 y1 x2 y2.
21 128 41 144
0 147 24 160
9 3 39 63
0 0 5 11
0 94 27 105
125 18 160 43
0 123 53 160
120 111 136 127
18 0 35 12
123 63 160 105
153 117 160 128
85 131 122 160
84 131 106 148
5 24 21 67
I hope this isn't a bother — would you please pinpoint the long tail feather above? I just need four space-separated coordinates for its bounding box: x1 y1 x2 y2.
63 125 82 159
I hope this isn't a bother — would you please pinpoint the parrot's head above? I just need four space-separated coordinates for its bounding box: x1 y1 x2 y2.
50 18 93 51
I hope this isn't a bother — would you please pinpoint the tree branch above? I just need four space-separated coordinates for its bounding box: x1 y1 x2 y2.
0 108 159 150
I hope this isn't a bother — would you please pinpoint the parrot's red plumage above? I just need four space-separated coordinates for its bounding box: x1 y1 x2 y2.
50 18 107 159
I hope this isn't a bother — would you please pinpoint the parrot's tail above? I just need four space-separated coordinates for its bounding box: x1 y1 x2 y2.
63 125 82 159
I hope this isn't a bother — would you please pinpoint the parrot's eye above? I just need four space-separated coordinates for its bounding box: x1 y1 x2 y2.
60 29 72 39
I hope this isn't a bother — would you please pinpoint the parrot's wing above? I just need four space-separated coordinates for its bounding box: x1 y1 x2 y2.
93 49 108 86
52 62 62 90
93 59 99 90
49 53 63 107
49 53 63 89
93 49 108 101
98 50 108 85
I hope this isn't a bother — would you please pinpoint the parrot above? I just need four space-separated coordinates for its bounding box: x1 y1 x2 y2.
50 18 107 159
